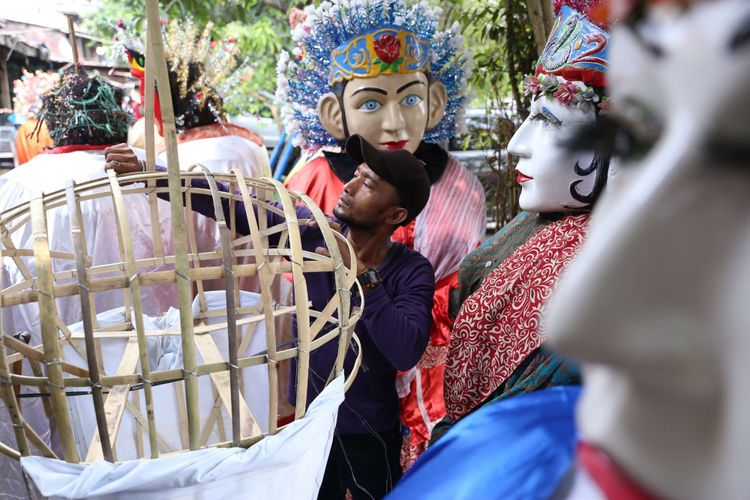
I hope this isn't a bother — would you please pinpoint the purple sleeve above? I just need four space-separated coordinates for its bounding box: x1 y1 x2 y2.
153 166 306 241
361 257 434 371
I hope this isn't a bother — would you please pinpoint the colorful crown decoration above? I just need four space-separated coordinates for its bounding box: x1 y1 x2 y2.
526 0 610 110
115 20 243 127
277 0 472 151
329 27 431 85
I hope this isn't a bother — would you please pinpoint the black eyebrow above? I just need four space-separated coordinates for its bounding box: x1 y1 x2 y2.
351 87 388 96
730 13 750 51
396 80 425 93
362 170 379 184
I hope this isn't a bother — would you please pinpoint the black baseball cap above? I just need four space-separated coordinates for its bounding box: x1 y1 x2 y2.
346 134 431 224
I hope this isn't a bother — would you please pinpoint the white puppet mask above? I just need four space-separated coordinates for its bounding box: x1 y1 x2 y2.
545 1 750 498
508 95 600 213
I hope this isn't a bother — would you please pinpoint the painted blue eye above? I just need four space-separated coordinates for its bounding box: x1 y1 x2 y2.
401 94 423 107
358 99 382 112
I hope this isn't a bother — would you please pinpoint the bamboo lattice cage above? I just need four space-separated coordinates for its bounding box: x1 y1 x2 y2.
0 0 361 467
0 168 363 464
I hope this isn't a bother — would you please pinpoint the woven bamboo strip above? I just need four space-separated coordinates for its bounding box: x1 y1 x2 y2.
200 318 260 445
298 194 359 377
267 179 312 420
0 335 30 456
29 192 79 462
194 167 242 444
193 332 260 438
0 260 335 307
0 441 20 460
22 420 57 458
26 357 54 419
123 399 175 455
143 31 163 263
65 180 114 462
85 338 139 462
145 0 201 450
6 327 353 391
184 176 208 313
106 171 159 458
130 395 144 458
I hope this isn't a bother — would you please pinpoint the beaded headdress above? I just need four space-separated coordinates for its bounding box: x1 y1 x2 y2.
276 0 472 150
35 68 129 147
524 0 611 110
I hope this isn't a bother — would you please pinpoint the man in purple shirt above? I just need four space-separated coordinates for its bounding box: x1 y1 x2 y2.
106 134 434 498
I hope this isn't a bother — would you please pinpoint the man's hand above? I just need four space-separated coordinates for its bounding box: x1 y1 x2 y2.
309 218 365 275
104 143 143 175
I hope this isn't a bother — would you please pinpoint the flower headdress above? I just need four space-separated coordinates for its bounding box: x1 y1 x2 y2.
116 20 241 131
12 69 60 118
276 0 472 151
524 0 611 111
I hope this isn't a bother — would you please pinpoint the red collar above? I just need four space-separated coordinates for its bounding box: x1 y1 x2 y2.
578 442 659 500
41 144 113 155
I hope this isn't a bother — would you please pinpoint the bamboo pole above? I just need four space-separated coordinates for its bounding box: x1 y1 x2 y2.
299 195 359 377
106 171 159 458
145 0 200 450
29 192 79 462
0 287 30 457
231 169 279 434
65 180 113 462
193 166 241 446
267 179 311 420
143 32 164 263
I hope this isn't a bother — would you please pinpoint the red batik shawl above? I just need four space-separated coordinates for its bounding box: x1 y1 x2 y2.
445 213 590 422
395 155 485 468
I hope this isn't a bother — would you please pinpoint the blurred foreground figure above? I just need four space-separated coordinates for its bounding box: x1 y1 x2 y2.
444 0 614 427
546 0 750 498
391 0 750 498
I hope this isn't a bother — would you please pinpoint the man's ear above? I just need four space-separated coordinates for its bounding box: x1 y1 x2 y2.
386 207 409 228
317 93 346 140
426 81 447 130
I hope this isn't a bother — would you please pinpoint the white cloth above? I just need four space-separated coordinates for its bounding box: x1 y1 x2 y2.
21 373 343 500
156 134 271 294
64 291 270 461
156 135 271 178
0 151 176 498
0 150 177 339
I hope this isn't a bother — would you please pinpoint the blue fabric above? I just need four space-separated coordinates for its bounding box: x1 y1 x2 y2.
388 386 581 500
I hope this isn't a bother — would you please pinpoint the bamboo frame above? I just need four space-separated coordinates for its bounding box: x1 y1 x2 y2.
0 167 362 464
0 0 362 469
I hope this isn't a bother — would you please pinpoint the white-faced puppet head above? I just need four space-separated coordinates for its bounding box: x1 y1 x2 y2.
545 1 750 498
276 0 471 154
509 0 613 213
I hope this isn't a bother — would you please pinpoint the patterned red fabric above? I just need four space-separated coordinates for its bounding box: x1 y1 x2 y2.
397 272 457 469
445 214 590 421
578 442 658 500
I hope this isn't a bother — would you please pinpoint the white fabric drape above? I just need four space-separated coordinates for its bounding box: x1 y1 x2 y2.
21 373 343 500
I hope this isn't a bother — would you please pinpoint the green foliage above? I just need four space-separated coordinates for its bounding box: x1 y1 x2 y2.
451 0 538 230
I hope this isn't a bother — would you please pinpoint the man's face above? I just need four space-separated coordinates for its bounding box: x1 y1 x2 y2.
340 72 431 154
507 95 597 213
333 162 401 229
